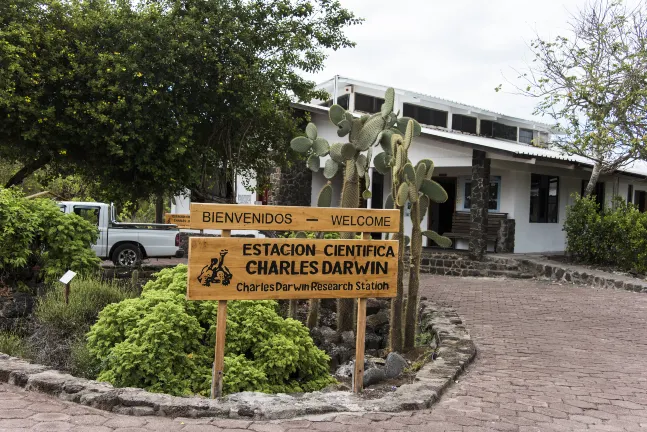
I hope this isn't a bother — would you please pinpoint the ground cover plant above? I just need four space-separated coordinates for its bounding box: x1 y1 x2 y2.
87 265 335 396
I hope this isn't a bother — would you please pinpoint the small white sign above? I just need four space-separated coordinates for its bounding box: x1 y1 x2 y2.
59 270 77 284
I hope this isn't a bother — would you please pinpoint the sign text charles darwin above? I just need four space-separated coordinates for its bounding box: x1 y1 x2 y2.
187 238 398 300
189 204 399 233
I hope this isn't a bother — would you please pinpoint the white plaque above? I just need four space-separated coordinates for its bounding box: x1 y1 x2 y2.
59 270 77 284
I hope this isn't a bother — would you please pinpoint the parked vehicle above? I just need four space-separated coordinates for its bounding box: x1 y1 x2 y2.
58 201 184 267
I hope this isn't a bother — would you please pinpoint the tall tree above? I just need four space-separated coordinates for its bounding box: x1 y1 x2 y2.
511 0 647 196
0 0 360 202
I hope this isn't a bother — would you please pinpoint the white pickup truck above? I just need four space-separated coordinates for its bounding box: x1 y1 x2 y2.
58 201 184 267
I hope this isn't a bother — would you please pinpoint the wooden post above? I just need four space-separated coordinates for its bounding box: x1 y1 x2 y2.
211 229 230 399
353 232 371 393
64 283 70 305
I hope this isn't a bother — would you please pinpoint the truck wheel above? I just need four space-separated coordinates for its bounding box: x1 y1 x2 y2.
112 243 142 267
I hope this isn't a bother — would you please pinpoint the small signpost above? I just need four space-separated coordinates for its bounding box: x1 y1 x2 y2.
186 204 399 398
164 213 191 228
59 270 77 305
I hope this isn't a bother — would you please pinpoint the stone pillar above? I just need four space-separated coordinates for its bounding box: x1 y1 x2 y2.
469 150 490 260
268 164 312 207
496 218 516 253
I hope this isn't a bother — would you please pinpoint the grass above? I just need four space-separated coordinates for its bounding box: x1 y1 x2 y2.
0 331 32 359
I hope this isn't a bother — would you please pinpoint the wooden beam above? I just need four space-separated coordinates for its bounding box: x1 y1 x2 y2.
353 232 371 393
211 229 230 399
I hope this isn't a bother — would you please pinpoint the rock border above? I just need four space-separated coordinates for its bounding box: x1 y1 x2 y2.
512 257 647 293
0 300 475 420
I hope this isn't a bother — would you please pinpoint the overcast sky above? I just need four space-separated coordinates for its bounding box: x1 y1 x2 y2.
301 0 592 122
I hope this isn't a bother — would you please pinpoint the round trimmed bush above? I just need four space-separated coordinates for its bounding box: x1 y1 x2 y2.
86 265 335 396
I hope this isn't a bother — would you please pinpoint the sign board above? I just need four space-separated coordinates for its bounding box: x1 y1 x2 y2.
187 237 398 300
59 270 77 284
189 204 400 233
165 213 191 228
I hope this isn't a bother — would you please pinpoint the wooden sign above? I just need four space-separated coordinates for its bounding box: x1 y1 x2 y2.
165 213 191 228
187 237 398 300
189 204 399 233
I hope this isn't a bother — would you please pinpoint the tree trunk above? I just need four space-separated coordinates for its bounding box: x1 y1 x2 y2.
337 163 360 333
155 195 164 223
306 299 319 329
5 155 51 187
584 162 603 197
404 199 421 350
288 300 298 319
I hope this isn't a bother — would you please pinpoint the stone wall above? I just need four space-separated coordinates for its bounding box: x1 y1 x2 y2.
0 290 34 331
404 250 531 279
268 164 312 207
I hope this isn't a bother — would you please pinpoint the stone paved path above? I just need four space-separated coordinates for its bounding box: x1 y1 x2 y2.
2 276 647 431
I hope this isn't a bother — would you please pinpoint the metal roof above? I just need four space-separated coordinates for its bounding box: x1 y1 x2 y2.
291 101 647 179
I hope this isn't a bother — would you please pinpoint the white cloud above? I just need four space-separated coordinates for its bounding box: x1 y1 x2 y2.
301 0 590 122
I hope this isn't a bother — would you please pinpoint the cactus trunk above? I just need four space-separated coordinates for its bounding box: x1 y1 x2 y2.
389 171 405 353
307 299 319 329
404 200 422 349
337 162 360 333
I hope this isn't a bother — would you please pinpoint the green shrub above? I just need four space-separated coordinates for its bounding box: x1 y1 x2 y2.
564 195 647 273
29 276 135 374
87 264 335 396
0 331 32 358
0 187 100 283
281 231 341 239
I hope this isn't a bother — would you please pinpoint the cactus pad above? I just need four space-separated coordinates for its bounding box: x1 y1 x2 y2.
396 182 409 207
329 104 346 125
290 136 312 153
317 183 333 207
423 230 452 248
324 159 339 179
337 119 352 137
329 143 344 163
305 123 317 140
307 154 320 172
341 142 356 160
420 179 448 203
312 137 330 156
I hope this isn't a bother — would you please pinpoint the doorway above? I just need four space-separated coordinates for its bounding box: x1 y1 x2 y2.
427 177 457 244
635 190 646 212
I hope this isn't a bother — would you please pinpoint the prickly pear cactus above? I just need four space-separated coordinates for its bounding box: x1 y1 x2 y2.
290 89 399 333
372 119 452 351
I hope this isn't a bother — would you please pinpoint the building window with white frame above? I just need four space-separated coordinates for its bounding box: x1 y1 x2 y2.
463 176 501 211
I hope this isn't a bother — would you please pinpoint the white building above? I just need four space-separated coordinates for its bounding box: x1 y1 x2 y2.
292 76 647 254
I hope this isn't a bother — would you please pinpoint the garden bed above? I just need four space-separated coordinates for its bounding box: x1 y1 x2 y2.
0 300 475 419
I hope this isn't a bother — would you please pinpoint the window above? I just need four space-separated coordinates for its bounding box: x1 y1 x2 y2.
320 94 350 110
519 128 533 144
452 114 477 134
354 93 384 113
581 180 605 210
463 177 501 211
403 103 447 128
73 206 100 226
628 184 634 204
530 174 559 223
480 120 517 141
494 122 517 141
